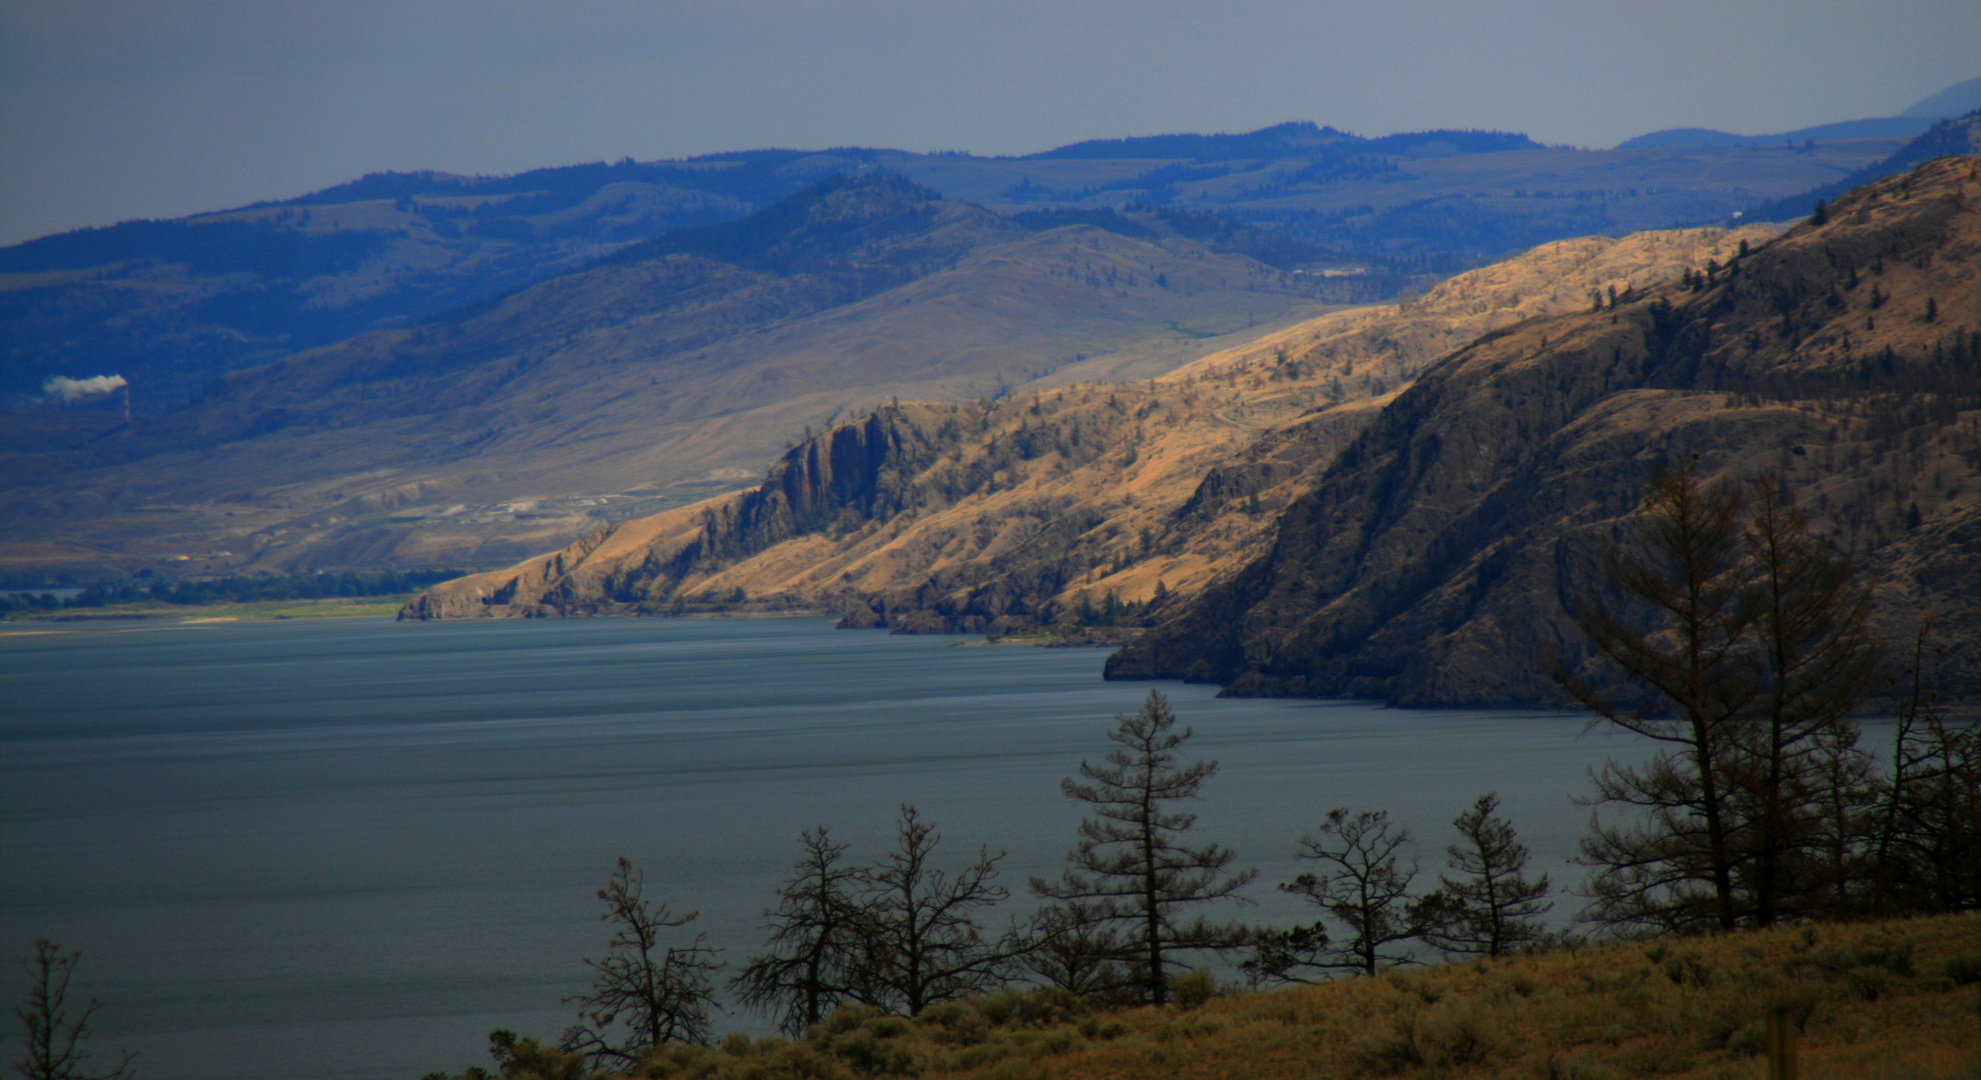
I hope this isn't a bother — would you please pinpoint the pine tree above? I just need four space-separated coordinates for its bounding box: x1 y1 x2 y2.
1565 467 1890 931
1562 465 1757 932
1737 478 1881 922
1031 691 1255 1004
1413 793 1552 957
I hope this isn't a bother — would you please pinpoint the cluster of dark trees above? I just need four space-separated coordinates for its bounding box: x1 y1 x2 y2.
534 690 1559 1069
18 471 1976 1079
1561 466 1981 932
529 467 1979 1070
1068 588 1149 628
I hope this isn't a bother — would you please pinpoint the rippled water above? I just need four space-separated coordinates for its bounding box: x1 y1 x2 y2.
1 616 1631 1080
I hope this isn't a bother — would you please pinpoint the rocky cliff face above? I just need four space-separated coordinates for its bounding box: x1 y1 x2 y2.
398 403 965 618
1108 155 1981 704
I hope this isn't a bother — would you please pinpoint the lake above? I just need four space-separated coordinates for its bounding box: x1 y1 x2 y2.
0 616 1633 1080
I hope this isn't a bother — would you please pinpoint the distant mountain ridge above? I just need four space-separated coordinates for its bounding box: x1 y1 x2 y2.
1901 76 1981 118
1026 121 1544 161
1618 117 1937 150
3 115 1903 412
0 154 831 406
2 105 1948 580
400 156 1981 708
1615 74 1981 149
399 222 1773 634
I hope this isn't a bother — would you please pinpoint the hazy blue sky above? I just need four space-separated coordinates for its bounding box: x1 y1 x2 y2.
3 0 1977 245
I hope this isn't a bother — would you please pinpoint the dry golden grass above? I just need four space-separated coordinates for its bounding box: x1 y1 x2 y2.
1054 915 1981 1080
411 224 1772 624
451 914 1981 1080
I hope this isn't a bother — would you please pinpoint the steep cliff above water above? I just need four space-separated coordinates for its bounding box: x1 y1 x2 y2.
1108 155 1981 705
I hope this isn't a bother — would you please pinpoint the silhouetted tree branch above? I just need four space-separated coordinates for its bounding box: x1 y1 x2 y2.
14 939 135 1080
1414 793 1552 957
732 828 864 1034
1251 808 1422 980
560 858 723 1064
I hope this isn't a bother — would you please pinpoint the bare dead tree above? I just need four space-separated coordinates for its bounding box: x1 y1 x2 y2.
1251 808 1423 980
560 858 724 1065
1877 622 1981 913
854 805 1017 1016
14 939 135 1080
732 828 864 1035
1021 899 1136 1003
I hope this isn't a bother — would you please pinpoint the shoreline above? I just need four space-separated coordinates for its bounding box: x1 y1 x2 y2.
0 595 416 628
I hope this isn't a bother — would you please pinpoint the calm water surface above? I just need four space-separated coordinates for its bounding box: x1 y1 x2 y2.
1 616 1632 1080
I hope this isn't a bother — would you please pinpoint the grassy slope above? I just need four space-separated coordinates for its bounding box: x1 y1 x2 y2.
0 224 1330 579
448 913 1981 1080
403 224 1772 625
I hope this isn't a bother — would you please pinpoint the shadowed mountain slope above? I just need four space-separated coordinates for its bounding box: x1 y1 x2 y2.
0 176 1339 576
1107 156 1981 705
0 153 841 406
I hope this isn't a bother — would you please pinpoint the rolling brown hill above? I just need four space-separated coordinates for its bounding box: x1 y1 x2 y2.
1110 153 1981 705
400 222 1770 628
0 176 1344 577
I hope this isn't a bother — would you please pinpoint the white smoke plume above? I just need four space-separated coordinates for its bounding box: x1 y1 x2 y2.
41 374 128 404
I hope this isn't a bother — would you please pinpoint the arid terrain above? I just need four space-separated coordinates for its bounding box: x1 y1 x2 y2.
401 222 1773 627
406 145 1981 706
1117 152 1981 704
0 179 1346 575
6 111 1965 584
431 912 1981 1080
